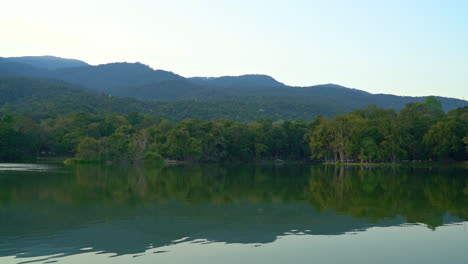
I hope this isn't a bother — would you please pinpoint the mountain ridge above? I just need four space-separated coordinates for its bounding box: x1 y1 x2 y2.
0 56 466 116
1 55 89 70
189 74 286 88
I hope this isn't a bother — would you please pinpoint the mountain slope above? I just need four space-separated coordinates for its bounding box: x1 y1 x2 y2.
0 56 466 114
189 74 285 88
119 79 227 101
0 60 49 77
1 56 89 70
0 77 157 119
52 62 184 93
0 60 184 94
0 77 350 121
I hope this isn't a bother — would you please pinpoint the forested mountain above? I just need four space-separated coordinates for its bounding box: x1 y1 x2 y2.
0 77 157 120
189 74 286 88
0 59 184 95
0 77 347 121
0 56 467 119
52 62 184 93
0 56 89 70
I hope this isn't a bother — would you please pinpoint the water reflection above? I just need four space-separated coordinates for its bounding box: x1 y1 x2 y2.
0 164 466 261
0 163 53 172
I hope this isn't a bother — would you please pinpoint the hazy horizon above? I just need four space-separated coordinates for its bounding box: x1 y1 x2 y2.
2 0 467 99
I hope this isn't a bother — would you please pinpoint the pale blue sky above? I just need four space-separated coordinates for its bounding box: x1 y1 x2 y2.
2 0 467 99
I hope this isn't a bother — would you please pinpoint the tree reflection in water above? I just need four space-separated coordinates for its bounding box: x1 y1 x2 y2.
0 164 466 258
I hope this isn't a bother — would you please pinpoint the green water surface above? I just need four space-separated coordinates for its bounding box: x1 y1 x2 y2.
0 164 467 263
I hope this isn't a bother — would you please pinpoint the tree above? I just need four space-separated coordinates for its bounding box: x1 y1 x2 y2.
103 125 135 162
330 114 363 163
377 110 405 162
423 120 466 161
76 137 101 161
399 97 444 160
306 116 332 162
0 114 26 161
359 137 380 163
143 151 164 165
129 129 151 161
464 135 468 154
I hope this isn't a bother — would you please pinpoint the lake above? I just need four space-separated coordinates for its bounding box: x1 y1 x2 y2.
0 163 467 263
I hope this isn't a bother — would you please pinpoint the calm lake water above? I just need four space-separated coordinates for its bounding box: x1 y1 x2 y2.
0 164 467 263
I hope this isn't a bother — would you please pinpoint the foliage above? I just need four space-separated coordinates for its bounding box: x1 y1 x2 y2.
0 97 466 163
143 152 165 165
464 135 468 153
305 99 467 162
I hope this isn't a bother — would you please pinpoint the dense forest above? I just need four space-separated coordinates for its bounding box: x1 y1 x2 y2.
1 75 467 122
0 77 367 122
0 96 466 163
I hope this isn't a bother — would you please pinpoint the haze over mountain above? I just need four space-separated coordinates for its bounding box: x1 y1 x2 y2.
1 55 89 70
0 56 466 121
189 74 286 88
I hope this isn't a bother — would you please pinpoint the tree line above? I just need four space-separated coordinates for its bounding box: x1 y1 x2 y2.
0 97 466 163
306 97 467 163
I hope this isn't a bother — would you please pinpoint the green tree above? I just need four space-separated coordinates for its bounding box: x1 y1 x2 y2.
76 137 101 161
399 97 444 160
464 135 468 153
359 137 380 163
306 116 332 162
0 114 26 161
423 120 466 160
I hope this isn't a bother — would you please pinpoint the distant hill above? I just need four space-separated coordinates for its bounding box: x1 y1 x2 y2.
117 79 225 101
0 56 466 118
189 74 285 88
0 60 48 77
51 62 184 94
0 77 158 120
0 77 353 121
0 59 184 94
0 56 89 70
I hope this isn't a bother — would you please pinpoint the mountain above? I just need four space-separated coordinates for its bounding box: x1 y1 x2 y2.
0 59 184 94
0 59 49 78
0 77 353 121
189 74 285 88
0 77 160 120
119 79 225 101
52 62 184 94
0 56 466 118
0 55 89 70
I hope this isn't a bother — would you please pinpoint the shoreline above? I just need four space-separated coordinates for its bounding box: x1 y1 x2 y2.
1 157 466 168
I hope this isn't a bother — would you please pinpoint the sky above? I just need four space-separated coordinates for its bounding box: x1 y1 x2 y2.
1 0 467 99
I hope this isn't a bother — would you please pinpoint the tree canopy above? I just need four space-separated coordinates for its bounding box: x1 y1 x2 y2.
0 97 466 163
